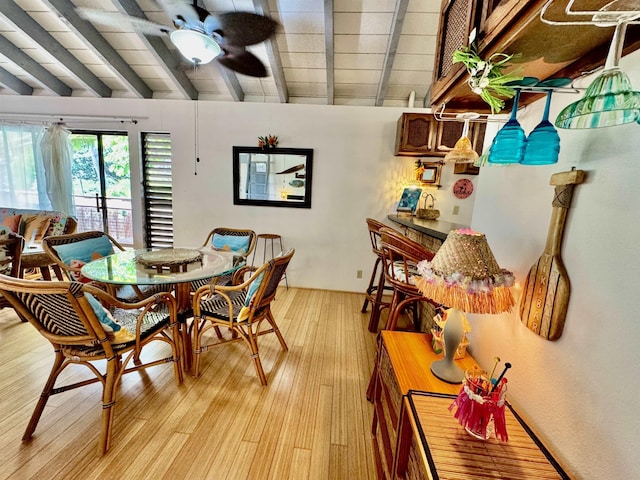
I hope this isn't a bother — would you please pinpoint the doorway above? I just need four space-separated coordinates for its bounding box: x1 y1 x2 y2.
69 131 133 246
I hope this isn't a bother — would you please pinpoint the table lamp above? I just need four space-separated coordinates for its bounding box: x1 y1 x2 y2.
416 228 515 383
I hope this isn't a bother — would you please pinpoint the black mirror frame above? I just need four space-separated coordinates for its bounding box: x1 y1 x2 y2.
233 146 314 209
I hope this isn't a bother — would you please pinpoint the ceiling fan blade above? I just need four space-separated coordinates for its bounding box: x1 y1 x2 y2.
77 8 172 36
156 0 201 25
217 49 268 77
212 12 278 46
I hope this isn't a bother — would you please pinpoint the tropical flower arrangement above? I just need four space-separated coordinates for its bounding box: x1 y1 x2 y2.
258 134 278 148
452 44 523 114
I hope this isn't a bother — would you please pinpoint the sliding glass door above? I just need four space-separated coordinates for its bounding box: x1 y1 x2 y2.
69 131 133 246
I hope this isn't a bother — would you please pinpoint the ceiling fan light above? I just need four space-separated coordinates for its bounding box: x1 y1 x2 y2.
170 30 221 65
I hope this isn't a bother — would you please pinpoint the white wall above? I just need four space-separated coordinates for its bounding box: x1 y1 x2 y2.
1 97 476 291
468 50 640 479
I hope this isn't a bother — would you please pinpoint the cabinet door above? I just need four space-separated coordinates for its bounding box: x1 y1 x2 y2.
432 0 481 85
434 120 487 154
395 114 436 156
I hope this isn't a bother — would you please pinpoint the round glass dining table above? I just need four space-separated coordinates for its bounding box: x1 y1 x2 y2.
81 247 239 311
81 247 241 373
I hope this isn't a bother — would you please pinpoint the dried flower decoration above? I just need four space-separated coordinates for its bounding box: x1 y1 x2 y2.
452 45 523 114
258 134 278 148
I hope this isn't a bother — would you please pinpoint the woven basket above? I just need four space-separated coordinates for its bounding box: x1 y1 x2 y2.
416 208 440 220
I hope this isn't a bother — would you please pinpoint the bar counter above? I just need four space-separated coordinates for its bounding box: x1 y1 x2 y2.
387 214 468 241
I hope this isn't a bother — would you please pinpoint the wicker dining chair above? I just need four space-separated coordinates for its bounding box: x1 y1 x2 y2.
190 227 257 290
191 248 294 384
362 218 397 332
43 231 172 301
366 228 441 400
0 275 183 455
0 233 24 312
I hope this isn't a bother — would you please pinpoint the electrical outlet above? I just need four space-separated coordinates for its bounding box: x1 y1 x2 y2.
453 205 460 215
356 270 363 279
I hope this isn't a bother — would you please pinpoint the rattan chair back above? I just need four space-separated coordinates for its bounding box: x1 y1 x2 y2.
380 227 435 296
43 230 125 280
201 227 257 259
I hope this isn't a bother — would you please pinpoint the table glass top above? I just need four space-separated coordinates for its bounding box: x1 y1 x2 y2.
81 247 239 285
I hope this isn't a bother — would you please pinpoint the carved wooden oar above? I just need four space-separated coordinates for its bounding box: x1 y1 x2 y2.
519 168 585 340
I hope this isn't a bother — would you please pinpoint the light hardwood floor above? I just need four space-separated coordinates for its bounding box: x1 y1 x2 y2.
0 288 379 480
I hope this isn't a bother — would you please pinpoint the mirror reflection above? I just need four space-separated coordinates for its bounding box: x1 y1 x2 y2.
233 147 313 208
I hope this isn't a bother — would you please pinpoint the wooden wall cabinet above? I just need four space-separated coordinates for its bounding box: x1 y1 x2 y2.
394 113 486 157
430 0 640 112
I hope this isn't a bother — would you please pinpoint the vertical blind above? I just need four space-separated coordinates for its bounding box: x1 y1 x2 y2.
142 132 173 249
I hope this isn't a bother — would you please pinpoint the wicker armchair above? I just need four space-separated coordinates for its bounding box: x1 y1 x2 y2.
0 275 183 455
362 218 397 332
43 231 172 302
366 228 440 400
191 227 257 290
192 248 294 384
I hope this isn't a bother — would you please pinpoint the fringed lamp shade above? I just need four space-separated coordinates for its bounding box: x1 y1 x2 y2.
415 228 515 384
416 229 515 314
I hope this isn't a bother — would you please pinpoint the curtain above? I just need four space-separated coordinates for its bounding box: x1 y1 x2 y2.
41 123 74 214
0 124 48 209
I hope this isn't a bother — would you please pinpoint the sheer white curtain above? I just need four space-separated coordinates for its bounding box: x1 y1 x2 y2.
0 124 48 209
40 123 74 214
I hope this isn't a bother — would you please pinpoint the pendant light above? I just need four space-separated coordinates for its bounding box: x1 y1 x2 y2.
555 21 640 128
444 113 480 164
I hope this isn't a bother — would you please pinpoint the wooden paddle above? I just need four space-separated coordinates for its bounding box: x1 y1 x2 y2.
519 168 585 340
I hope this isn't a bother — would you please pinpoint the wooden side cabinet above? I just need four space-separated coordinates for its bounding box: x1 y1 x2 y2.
394 391 572 479
370 331 476 480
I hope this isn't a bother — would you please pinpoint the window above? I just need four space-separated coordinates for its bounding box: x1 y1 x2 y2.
69 130 132 245
0 124 48 209
142 132 173 249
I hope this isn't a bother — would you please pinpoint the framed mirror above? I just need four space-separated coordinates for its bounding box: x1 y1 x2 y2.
233 146 314 208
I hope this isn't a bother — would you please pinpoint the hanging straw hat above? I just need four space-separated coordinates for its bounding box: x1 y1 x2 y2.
415 228 515 314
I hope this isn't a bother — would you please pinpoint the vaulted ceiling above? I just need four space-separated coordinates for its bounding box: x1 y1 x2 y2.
0 0 441 108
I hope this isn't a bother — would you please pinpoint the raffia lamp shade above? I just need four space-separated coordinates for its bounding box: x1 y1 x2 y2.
443 136 479 164
416 229 515 314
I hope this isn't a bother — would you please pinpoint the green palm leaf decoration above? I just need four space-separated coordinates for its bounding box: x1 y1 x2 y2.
452 45 523 114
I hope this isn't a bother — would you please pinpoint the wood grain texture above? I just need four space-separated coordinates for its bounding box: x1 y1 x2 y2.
0 288 377 480
395 393 571 479
520 170 585 341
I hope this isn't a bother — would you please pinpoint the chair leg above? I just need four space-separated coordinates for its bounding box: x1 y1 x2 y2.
265 311 288 351
23 350 65 442
191 315 203 377
99 357 119 455
247 326 268 385
170 320 184 385
361 257 381 313
367 267 389 333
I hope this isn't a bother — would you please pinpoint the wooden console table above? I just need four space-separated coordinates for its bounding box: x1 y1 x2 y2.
370 331 477 480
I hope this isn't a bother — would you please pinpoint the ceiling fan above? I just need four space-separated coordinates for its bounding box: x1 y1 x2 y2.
77 0 278 77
